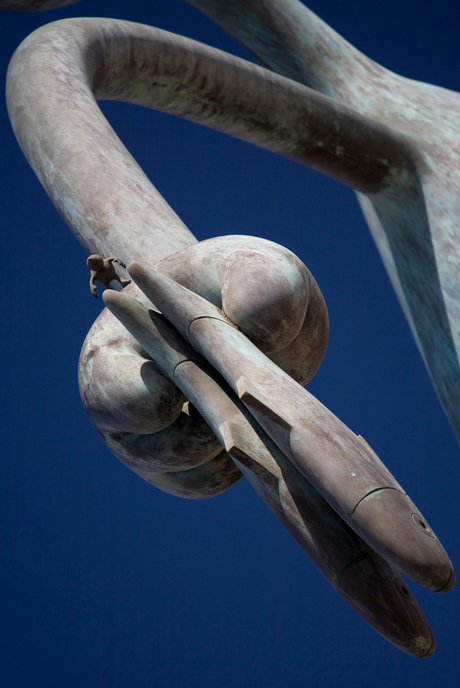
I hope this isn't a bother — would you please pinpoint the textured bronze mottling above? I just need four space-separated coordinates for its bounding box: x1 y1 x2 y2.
102 287 435 658
4 0 459 655
4 0 460 447
185 0 460 447
127 262 455 594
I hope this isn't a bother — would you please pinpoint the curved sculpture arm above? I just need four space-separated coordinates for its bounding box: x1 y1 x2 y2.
4 0 460 446
185 0 460 448
6 17 416 264
3 0 458 655
185 0 376 98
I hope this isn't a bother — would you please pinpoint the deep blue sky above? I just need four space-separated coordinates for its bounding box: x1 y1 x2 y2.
1 1 460 686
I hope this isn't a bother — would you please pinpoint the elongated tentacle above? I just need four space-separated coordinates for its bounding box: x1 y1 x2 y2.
4 0 459 654
186 0 460 446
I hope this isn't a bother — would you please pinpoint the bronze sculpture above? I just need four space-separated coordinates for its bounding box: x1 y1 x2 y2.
3 0 460 657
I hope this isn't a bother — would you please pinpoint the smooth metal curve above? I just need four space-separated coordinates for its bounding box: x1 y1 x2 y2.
6 17 416 265
3 0 460 656
6 3 460 444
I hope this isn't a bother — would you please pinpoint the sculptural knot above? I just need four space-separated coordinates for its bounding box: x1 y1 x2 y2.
79 235 328 498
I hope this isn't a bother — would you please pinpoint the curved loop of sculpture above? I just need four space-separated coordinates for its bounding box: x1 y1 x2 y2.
80 235 328 497
4 1 460 446
4 0 460 658
187 0 460 451
6 17 417 263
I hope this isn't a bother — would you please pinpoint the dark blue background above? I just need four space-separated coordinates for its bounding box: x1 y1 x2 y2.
1 1 459 685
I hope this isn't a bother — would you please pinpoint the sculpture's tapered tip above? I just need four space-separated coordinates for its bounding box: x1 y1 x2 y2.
334 552 436 659
128 261 227 341
436 563 456 593
102 287 147 328
351 491 456 593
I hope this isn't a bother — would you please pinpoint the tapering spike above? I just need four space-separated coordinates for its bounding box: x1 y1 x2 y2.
147 354 437 656
102 289 197 378
110 270 455 593
120 272 456 592
104 286 436 653
128 261 228 341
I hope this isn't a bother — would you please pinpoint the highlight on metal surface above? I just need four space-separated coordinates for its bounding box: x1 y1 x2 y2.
5 0 460 444
102 286 435 658
3 0 460 656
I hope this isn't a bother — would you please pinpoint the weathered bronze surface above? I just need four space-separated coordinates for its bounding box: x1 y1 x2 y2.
3 0 459 656
126 261 455 594
102 287 435 658
4 0 460 445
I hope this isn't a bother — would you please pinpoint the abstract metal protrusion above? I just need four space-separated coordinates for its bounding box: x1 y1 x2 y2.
102 288 435 658
4 0 460 445
4 0 460 656
127 261 455 594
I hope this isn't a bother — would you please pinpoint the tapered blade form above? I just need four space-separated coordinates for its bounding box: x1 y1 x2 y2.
127 264 455 593
128 261 228 341
103 288 198 378
103 287 436 656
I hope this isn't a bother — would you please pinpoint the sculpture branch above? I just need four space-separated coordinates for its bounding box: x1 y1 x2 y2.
3 0 460 658
186 0 460 445
7 17 415 265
